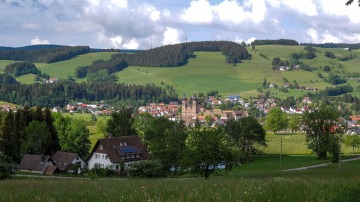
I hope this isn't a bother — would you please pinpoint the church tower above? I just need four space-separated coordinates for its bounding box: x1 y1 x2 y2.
181 95 188 117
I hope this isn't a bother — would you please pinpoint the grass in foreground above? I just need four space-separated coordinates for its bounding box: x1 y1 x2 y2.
2 157 359 202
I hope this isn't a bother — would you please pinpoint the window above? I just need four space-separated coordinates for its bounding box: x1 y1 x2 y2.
126 155 130 159
131 155 134 159
105 155 108 160
95 154 100 159
76 157 79 160
121 155 125 159
136 154 140 158
100 144 103 150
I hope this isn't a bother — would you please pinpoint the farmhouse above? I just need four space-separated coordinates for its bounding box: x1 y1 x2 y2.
52 151 87 173
87 135 149 172
18 154 59 175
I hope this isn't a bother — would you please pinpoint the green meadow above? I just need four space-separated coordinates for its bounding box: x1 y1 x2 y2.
1 45 359 98
1 156 359 201
36 52 115 79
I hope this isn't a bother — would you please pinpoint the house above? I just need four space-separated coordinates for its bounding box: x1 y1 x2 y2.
18 154 58 175
87 135 149 172
302 97 312 104
52 151 87 173
52 106 62 113
225 95 241 102
46 77 59 83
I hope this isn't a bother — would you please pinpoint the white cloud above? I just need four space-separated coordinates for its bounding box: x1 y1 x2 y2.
162 27 182 45
110 36 123 48
307 28 319 42
123 39 140 49
181 0 214 24
319 0 360 23
235 36 256 45
30 36 50 45
246 37 257 44
322 33 340 43
266 0 281 8
138 4 161 22
281 0 318 16
2 0 360 48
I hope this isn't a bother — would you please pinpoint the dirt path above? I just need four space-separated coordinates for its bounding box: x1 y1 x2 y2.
283 156 360 171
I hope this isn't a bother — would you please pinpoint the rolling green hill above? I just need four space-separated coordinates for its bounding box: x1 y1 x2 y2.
1 45 360 98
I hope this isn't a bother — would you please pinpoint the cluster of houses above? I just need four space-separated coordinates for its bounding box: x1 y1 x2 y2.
18 135 149 175
53 102 112 116
138 95 278 126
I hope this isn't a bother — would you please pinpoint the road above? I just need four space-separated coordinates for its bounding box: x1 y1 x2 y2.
283 156 360 171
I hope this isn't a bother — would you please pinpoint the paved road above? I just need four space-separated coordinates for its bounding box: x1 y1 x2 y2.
283 156 360 171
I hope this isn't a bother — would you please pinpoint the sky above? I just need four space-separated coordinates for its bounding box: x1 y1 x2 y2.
1 0 360 49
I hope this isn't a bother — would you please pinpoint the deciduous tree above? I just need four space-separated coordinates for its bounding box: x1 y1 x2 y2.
224 117 266 163
265 107 288 134
344 135 360 155
105 107 136 137
302 105 341 160
182 125 237 179
143 116 188 172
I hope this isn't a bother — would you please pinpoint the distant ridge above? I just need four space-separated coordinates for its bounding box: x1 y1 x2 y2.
0 44 66 51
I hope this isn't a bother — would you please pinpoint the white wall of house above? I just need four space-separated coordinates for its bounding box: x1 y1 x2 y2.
87 152 144 171
71 157 87 169
87 152 113 169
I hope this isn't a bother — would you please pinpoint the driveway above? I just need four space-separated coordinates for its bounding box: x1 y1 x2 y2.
283 156 360 171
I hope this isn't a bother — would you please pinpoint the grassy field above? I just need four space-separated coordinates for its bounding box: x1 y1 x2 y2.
36 52 116 80
1 156 359 201
116 45 360 97
1 45 359 98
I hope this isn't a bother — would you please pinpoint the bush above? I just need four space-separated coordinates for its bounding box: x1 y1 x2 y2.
87 164 117 179
0 163 11 180
127 160 166 178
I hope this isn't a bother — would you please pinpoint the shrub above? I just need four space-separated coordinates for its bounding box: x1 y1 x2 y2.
0 163 11 180
87 164 117 179
127 160 166 178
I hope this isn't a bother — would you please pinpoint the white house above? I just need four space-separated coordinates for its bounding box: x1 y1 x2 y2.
226 95 241 102
87 135 149 172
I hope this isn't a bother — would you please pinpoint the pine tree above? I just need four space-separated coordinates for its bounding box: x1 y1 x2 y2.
0 111 16 162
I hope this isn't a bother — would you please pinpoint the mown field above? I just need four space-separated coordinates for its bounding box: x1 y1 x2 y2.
1 45 359 98
1 156 359 201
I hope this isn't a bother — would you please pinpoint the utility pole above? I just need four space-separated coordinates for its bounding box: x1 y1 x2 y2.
339 134 342 172
280 137 283 170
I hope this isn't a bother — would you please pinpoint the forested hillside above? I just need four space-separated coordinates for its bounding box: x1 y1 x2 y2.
251 39 299 46
74 41 250 80
0 74 176 107
0 46 90 63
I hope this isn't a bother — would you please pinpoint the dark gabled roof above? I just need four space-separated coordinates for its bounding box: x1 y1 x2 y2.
18 154 53 172
52 151 85 171
89 135 149 163
43 165 59 175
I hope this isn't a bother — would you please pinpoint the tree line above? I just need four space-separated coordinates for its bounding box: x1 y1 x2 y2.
301 42 360 50
0 75 177 107
0 108 90 164
0 46 90 63
251 39 299 46
4 62 40 77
